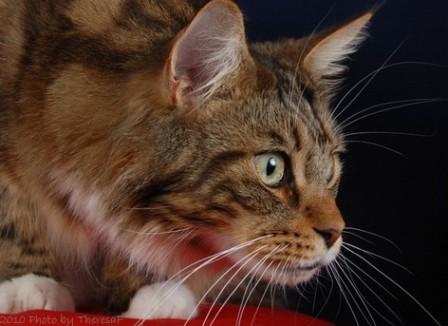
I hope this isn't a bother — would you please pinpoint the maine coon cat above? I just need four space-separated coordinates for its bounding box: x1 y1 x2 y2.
0 0 372 320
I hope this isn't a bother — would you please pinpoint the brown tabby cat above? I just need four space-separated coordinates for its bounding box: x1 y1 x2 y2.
0 0 372 320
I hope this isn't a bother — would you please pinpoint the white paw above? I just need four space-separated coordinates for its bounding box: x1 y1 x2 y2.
0 274 75 313
122 281 198 320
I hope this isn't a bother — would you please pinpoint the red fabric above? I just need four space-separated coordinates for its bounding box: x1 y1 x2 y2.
0 305 333 325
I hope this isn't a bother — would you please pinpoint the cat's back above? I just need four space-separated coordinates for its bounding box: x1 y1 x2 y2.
0 0 209 175
0 0 27 99
0 0 208 99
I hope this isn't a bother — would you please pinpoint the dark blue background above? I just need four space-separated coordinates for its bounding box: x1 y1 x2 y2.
238 1 448 325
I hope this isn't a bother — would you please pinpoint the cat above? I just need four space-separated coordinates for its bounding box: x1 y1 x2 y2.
0 0 372 320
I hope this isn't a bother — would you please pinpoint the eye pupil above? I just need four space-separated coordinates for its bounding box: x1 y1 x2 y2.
266 157 277 176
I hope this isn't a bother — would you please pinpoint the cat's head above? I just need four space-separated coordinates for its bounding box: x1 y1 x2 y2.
128 0 372 285
39 0 371 285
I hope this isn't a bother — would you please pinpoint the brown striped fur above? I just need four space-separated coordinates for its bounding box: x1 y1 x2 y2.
0 0 372 317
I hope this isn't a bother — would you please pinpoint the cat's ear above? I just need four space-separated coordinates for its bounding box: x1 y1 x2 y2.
166 0 250 109
303 12 373 81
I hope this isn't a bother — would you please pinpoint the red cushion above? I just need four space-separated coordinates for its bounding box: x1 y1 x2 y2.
0 305 333 325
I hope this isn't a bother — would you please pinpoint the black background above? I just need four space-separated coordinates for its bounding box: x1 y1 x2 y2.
238 0 448 325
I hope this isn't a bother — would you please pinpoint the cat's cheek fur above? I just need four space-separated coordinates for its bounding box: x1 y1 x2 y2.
122 281 198 320
0 274 75 313
54 175 192 284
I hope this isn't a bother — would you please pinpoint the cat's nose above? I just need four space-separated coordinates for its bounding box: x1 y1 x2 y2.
300 190 345 248
313 228 341 248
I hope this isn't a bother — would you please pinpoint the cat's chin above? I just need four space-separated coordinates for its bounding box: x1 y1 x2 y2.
274 243 342 286
262 264 318 286
239 255 323 286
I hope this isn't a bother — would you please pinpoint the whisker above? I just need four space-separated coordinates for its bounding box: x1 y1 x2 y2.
312 268 321 314
341 254 398 300
332 60 448 122
344 227 402 252
182 248 265 326
283 261 291 302
343 246 441 325
171 235 271 283
288 4 336 103
249 260 284 326
328 264 361 326
206 246 285 326
332 39 408 121
334 259 376 326
306 267 335 326
278 259 290 304
341 257 398 326
120 227 192 236
343 242 413 274
136 236 270 325
345 140 405 157
192 246 269 326
343 230 375 246
340 255 403 325
332 269 343 323
341 98 444 130
235 274 259 326
338 98 433 131
269 270 278 311
235 249 278 326
344 130 436 139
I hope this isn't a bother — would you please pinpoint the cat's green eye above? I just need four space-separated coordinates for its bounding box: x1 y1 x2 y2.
255 153 285 187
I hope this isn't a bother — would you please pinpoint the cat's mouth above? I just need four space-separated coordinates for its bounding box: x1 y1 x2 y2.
283 262 322 272
185 232 325 286
248 259 320 286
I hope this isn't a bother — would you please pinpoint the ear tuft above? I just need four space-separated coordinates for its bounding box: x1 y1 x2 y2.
168 0 248 109
303 12 373 81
